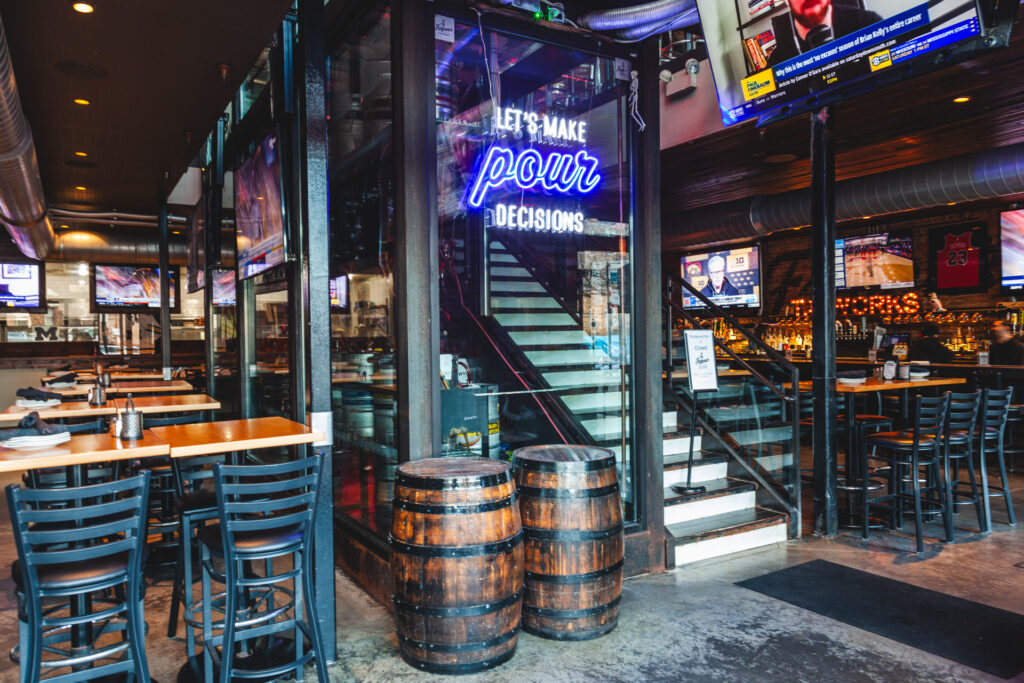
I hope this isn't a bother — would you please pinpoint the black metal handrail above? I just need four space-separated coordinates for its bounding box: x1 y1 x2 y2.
663 271 802 538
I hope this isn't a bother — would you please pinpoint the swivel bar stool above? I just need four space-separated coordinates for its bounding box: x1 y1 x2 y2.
199 456 328 683
861 393 952 553
7 472 151 682
975 388 1016 532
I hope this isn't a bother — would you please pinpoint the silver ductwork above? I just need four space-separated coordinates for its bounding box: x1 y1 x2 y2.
0 16 198 265
664 142 1024 250
614 9 699 41
578 0 696 31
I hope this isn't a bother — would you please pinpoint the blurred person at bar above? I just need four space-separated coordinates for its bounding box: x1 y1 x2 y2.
909 322 953 364
768 0 883 67
989 320 1024 365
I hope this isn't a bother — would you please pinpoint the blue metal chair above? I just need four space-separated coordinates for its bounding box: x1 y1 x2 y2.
975 388 1016 532
199 456 327 683
6 471 151 682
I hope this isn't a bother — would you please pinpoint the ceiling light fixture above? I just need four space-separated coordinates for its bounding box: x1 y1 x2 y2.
953 96 971 103
74 151 87 157
74 185 86 191
60 224 69 229
71 2 94 13
947 202 957 206
73 98 90 106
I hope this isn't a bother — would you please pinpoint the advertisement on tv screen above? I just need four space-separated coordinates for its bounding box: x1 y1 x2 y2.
0 262 43 309
1000 209 1024 290
94 265 177 310
835 233 914 290
211 269 236 306
188 197 205 293
329 275 348 309
235 130 285 279
697 0 982 127
681 247 760 308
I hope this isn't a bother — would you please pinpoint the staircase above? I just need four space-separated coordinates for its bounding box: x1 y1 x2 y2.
489 241 691 458
661 277 801 568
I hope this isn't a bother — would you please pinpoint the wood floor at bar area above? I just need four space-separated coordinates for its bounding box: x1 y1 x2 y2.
0 465 1019 682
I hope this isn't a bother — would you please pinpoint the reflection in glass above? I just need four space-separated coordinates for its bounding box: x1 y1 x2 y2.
327 3 396 536
436 24 637 519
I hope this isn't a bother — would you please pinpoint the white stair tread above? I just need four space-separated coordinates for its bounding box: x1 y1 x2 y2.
491 280 547 293
525 348 615 367
491 297 564 310
509 330 593 346
495 312 577 327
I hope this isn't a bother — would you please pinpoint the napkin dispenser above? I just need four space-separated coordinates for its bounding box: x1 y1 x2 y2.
120 394 143 441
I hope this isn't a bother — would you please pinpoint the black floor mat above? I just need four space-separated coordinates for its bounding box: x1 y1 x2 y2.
736 559 1024 679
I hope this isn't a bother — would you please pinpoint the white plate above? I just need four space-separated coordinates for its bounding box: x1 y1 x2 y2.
14 399 61 408
838 378 868 385
0 433 72 448
45 382 76 389
910 376 929 381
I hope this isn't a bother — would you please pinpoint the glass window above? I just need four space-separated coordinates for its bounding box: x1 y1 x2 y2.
327 3 395 537
252 268 291 418
238 46 272 123
436 23 638 519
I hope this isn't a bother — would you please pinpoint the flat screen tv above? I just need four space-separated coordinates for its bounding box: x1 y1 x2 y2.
235 129 285 280
0 261 45 312
187 196 205 293
1000 208 1024 290
696 0 1016 127
91 264 179 313
211 269 236 306
835 232 914 290
681 246 761 308
329 275 348 310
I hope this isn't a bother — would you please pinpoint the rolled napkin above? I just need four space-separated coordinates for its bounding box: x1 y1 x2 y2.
16 387 62 401
17 411 68 435
43 372 77 386
837 369 867 379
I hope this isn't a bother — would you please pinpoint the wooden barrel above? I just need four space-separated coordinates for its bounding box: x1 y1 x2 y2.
390 457 523 674
512 445 623 640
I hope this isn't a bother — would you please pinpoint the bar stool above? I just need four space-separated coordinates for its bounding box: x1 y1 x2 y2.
942 391 983 537
6 472 152 682
1001 402 1024 471
975 388 1016 532
198 456 328 682
861 393 952 553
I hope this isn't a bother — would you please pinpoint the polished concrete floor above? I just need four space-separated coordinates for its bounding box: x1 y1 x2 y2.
0 465 1020 682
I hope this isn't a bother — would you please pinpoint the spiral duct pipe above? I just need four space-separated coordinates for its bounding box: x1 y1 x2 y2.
613 9 699 41
578 0 696 31
663 141 1024 250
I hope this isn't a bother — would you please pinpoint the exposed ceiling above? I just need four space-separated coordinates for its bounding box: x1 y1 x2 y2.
662 7 1024 218
0 0 292 215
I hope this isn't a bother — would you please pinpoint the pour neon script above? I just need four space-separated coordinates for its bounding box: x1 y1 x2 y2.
467 146 602 208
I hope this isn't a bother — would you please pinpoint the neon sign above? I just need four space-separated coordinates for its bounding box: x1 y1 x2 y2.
467 146 602 208
492 203 584 233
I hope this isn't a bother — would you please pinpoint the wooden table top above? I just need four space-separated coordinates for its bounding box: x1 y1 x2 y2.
42 372 164 383
0 430 169 473
150 416 324 458
666 369 752 379
39 380 193 397
0 401 117 425
113 394 221 414
796 377 968 393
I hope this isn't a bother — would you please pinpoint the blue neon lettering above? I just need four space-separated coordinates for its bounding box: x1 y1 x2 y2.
467 145 602 208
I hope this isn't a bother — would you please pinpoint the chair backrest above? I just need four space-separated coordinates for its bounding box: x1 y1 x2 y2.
979 387 1014 434
946 391 980 433
170 453 227 499
63 418 106 434
144 412 205 428
212 457 321 559
6 472 151 591
912 392 950 437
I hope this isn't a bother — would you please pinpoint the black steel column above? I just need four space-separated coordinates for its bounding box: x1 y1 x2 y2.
297 0 335 659
157 193 172 374
394 0 440 461
811 106 838 536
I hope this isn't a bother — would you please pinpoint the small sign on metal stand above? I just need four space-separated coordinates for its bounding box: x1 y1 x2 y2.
673 329 719 495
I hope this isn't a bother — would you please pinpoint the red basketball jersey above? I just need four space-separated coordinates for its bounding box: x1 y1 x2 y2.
936 231 980 289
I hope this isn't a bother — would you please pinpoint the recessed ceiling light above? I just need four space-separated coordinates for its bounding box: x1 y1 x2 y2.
862 216 871 220
73 98 90 106
74 151 88 157
172 230 181 235
74 185 86 191
71 2 94 13
953 96 970 103
60 224 69 229
947 202 957 206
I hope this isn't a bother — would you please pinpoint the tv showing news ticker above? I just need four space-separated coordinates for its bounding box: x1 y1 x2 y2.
696 0 1015 127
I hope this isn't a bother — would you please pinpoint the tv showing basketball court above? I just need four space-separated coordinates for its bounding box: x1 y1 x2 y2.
836 233 914 290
